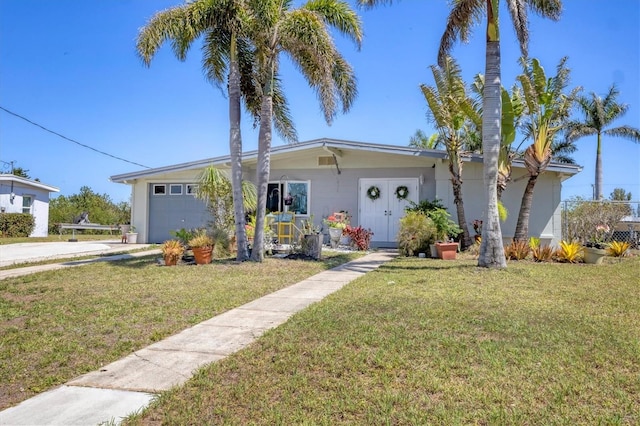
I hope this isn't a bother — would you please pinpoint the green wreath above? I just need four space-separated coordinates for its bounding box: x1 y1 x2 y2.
395 185 409 200
366 185 381 201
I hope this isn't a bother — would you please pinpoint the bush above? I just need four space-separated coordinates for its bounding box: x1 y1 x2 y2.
505 240 530 260
0 213 35 237
344 226 373 251
397 211 436 256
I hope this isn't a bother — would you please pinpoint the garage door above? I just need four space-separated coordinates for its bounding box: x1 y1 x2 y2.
148 183 211 243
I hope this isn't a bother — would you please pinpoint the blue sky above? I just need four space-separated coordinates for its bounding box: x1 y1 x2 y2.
1 0 638 204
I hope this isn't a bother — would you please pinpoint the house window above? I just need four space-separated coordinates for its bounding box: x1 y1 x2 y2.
186 184 198 196
153 184 166 195
22 195 33 214
170 184 183 195
267 180 309 215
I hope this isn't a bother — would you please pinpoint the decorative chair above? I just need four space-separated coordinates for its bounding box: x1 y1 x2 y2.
274 212 295 244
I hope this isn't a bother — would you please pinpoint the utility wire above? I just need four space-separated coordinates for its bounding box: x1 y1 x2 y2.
0 106 151 169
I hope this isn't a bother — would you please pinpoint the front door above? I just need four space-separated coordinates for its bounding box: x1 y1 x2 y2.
359 178 419 244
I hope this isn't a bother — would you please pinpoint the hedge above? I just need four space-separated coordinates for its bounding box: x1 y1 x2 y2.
0 213 35 237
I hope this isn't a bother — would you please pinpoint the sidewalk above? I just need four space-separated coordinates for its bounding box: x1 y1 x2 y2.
0 250 396 425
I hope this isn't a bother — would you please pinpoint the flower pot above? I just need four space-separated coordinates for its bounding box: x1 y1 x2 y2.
435 242 458 260
126 232 138 244
328 228 343 248
164 255 179 266
583 246 607 264
192 246 213 265
302 234 323 260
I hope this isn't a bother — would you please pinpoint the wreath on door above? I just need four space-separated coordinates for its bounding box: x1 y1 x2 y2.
366 185 381 201
395 185 409 200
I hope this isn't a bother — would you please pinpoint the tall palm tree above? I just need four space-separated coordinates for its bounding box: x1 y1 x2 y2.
137 0 295 262
420 56 480 250
513 57 579 242
247 0 362 261
470 74 525 200
565 85 640 200
360 0 562 268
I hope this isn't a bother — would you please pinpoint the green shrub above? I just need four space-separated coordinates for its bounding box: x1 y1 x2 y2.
0 213 35 237
397 211 437 256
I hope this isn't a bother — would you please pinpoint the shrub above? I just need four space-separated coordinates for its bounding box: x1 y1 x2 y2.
0 213 35 237
344 226 373 251
556 240 583 263
532 244 554 262
607 241 630 257
397 211 436 256
505 240 530 260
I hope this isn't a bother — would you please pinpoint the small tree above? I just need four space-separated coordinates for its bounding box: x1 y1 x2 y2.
195 167 257 232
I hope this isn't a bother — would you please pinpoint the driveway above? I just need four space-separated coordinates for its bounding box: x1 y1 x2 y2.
0 240 152 267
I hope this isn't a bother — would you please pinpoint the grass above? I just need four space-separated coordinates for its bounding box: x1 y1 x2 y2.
0 251 362 410
124 255 640 425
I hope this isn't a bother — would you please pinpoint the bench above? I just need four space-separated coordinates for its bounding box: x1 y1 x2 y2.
58 223 123 242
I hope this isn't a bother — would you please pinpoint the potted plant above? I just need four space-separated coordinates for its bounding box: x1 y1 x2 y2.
300 215 322 259
188 231 214 265
428 208 462 260
583 224 610 264
125 225 138 244
161 239 184 266
323 213 348 248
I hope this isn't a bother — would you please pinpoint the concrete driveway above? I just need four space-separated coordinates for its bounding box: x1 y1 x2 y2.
0 240 152 267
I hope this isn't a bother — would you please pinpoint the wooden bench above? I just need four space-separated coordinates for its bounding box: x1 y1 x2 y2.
58 223 123 242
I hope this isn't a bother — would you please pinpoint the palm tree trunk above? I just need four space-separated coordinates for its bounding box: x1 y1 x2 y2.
228 35 249 261
478 38 507 268
595 132 603 200
250 91 274 262
513 175 537 241
449 159 472 250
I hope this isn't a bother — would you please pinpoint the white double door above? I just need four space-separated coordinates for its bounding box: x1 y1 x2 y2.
359 178 419 243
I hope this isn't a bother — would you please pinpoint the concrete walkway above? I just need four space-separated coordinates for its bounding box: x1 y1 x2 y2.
0 250 396 425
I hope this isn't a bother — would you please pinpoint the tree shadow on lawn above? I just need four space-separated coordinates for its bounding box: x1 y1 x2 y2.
380 260 479 272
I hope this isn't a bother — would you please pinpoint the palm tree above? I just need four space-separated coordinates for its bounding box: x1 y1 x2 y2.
409 129 442 149
247 0 362 261
565 85 640 200
360 0 562 268
470 74 525 200
420 56 480 250
512 57 579 242
137 0 295 262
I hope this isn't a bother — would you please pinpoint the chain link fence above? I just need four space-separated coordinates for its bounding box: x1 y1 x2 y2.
562 200 640 248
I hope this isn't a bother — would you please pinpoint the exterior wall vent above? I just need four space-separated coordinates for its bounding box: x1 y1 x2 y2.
318 156 336 166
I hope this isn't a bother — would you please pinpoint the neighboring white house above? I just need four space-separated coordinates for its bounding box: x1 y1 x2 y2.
0 174 60 237
110 138 582 247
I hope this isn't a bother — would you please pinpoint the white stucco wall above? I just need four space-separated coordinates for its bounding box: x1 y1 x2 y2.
0 185 53 237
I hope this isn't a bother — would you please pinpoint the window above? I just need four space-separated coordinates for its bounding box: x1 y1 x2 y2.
22 195 33 214
153 184 166 195
170 184 183 195
267 180 309 215
186 184 198 196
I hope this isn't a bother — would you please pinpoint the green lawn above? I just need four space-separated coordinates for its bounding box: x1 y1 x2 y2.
124 256 640 425
0 252 362 410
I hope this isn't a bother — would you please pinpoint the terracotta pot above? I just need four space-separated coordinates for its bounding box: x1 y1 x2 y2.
164 255 179 266
192 246 213 265
583 246 607 264
435 242 458 260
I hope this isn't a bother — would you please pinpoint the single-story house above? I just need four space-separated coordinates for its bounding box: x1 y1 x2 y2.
0 174 60 237
110 138 582 247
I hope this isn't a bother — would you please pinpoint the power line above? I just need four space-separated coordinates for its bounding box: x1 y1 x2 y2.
0 106 151 169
